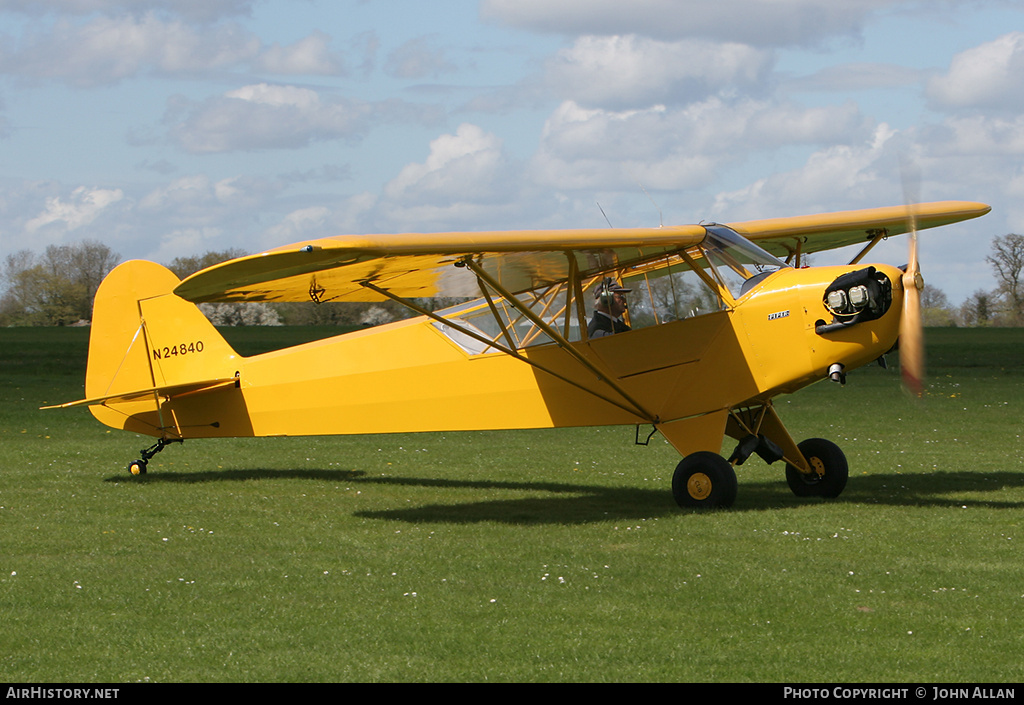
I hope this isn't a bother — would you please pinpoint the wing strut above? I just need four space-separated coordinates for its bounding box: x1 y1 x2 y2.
360 279 656 423
848 229 888 265
458 258 658 423
566 253 596 343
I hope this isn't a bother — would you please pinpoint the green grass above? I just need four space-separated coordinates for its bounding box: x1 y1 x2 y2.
2 326 1024 682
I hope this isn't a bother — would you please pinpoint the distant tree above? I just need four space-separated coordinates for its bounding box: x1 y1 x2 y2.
412 296 472 313
274 302 354 326
164 248 287 327
358 305 396 326
273 300 409 326
986 233 1024 325
198 302 282 326
921 284 956 327
0 241 119 325
628 271 719 327
959 289 997 327
166 249 248 280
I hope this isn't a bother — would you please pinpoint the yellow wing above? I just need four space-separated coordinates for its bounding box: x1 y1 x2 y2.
174 225 708 303
173 201 990 304
733 200 991 260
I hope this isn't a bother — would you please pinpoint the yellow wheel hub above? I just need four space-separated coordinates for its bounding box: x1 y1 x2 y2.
687 472 713 500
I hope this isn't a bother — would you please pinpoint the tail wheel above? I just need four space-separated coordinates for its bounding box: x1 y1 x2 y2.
126 437 182 476
672 451 738 509
785 438 848 498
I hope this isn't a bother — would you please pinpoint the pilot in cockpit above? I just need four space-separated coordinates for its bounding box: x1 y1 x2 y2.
588 277 632 338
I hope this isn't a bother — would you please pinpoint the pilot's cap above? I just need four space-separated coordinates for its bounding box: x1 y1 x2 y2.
595 277 632 298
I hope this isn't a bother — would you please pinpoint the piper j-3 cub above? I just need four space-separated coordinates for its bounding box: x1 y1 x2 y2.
48 200 990 509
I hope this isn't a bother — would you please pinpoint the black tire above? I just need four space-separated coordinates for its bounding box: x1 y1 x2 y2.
672 451 738 509
128 459 147 476
785 438 848 498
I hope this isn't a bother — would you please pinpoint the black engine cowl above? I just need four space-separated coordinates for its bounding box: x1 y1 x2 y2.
816 267 893 334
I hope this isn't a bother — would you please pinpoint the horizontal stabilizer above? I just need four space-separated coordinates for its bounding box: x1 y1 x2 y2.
42 378 237 410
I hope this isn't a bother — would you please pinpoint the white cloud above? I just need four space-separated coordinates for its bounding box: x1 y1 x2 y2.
0 14 341 86
709 123 899 219
225 83 321 110
252 31 343 75
927 32 1024 112
24 186 124 233
531 102 704 190
165 85 368 153
924 115 1024 157
138 173 276 215
139 174 217 212
375 124 531 230
259 206 331 248
530 98 872 191
545 35 773 109
146 226 227 265
166 83 440 153
385 123 509 203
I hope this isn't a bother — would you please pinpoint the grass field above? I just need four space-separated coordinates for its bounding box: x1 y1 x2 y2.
2 326 1023 682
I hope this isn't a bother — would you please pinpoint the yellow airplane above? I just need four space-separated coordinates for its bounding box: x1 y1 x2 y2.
47 200 990 509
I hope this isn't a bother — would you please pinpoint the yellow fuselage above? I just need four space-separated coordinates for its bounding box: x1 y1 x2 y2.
93 263 904 450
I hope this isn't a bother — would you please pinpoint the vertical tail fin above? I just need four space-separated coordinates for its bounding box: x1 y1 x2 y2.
82 260 244 438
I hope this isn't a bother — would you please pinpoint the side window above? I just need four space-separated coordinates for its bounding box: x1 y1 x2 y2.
623 266 725 329
430 282 584 354
428 228 790 353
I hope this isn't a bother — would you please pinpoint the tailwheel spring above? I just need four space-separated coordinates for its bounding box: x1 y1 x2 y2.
127 437 183 476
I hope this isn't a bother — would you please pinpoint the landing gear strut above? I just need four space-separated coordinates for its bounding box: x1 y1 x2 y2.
128 438 183 476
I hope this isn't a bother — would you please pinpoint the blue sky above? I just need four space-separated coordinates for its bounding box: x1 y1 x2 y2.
1 0 1023 305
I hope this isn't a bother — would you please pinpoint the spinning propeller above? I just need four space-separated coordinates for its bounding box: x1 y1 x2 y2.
900 168 925 397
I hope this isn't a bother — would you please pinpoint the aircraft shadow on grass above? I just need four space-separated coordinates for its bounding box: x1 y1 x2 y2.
104 467 1024 525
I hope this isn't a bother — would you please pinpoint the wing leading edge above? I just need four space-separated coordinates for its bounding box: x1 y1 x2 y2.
173 201 990 304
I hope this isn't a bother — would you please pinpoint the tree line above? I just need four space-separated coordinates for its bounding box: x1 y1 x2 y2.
4 234 1024 327
0 243 412 327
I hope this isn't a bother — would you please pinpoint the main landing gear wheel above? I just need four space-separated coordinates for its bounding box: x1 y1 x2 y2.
672 451 738 509
785 438 848 498
128 459 148 476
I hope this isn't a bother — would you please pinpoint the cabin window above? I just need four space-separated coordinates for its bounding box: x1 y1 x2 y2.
620 226 789 328
431 281 582 354
430 225 790 354
620 266 722 327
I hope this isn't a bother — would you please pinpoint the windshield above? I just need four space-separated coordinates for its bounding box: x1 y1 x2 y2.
699 224 790 299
